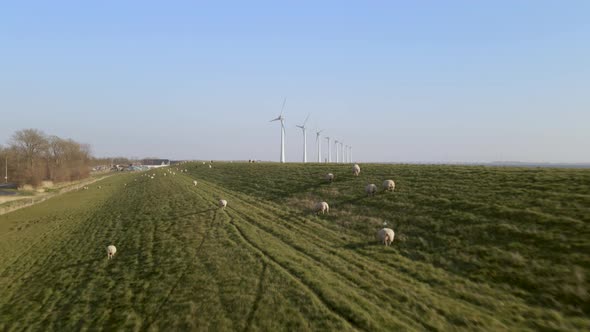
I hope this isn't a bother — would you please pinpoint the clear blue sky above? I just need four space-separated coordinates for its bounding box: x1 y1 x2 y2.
1 1 589 162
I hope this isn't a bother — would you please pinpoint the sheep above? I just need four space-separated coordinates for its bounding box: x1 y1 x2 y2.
208 164 212 169
98 186 102 189
376 228 395 246
314 201 329 215
219 199 227 209
107 245 117 259
83 186 89 190
365 183 377 196
325 173 334 183
383 179 395 192
193 180 198 186
352 164 361 176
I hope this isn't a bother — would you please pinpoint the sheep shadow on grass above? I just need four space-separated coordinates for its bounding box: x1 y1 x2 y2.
48 258 103 274
341 241 374 250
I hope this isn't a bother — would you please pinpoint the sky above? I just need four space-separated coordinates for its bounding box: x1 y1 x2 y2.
1 1 589 163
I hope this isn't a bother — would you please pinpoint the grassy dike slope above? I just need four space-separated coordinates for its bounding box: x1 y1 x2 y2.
0 163 588 331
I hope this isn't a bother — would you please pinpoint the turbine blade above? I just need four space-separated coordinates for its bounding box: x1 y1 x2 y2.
303 113 310 126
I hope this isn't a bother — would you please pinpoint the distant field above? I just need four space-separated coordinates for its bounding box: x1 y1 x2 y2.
0 163 588 331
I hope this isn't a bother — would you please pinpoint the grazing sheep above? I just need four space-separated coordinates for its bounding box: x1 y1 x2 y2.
352 164 361 176
107 245 117 259
383 179 395 192
219 199 227 209
314 201 329 215
83 186 89 190
365 183 377 196
98 186 102 189
208 165 212 169
325 173 334 183
193 180 198 186
376 228 395 246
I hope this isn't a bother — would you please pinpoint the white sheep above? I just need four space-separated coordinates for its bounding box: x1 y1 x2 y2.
365 183 377 196
209 164 212 169
352 164 361 176
219 199 227 209
98 186 102 189
193 180 198 186
107 245 117 259
325 173 334 183
376 228 395 246
314 201 329 215
383 179 395 192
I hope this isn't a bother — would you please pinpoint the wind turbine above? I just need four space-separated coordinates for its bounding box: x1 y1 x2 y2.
270 98 287 163
316 129 323 163
334 140 339 163
340 142 345 163
349 146 353 163
325 136 331 163
296 114 310 163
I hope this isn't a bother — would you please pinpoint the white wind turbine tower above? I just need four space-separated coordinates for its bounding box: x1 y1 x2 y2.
340 142 344 163
349 146 353 163
347 145 351 163
325 136 331 163
344 145 348 163
334 140 340 163
296 114 310 163
316 129 323 163
270 97 287 163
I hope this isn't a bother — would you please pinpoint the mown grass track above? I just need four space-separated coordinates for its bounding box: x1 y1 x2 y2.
0 163 589 331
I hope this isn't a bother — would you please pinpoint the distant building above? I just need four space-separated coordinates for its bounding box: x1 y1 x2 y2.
141 159 170 169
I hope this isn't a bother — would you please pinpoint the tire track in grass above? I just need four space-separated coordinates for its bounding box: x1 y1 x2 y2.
142 207 218 332
243 262 267 332
224 211 361 331
184 180 365 330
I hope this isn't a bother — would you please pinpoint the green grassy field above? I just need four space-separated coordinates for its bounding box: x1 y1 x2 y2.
0 163 588 331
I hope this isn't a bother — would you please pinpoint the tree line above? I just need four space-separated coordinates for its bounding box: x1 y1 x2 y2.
0 129 93 186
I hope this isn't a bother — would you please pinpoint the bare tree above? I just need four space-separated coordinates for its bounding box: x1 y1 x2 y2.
4 129 94 186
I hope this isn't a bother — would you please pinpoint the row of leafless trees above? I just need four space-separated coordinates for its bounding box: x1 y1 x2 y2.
0 129 93 186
